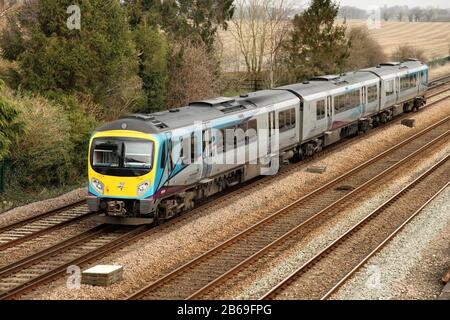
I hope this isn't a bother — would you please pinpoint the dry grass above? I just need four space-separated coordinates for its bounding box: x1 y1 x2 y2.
430 63 450 79
219 20 450 72
342 20 450 60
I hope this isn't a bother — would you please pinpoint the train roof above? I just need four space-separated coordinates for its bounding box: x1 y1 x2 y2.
277 71 377 98
358 59 427 77
97 89 298 133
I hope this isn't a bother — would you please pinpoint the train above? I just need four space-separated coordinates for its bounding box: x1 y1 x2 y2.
87 59 429 225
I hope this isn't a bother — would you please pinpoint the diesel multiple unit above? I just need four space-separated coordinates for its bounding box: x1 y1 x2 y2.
87 60 428 225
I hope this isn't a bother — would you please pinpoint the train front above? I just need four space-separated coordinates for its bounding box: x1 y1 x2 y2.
87 129 160 225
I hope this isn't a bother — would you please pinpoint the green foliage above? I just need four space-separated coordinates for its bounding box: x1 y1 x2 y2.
5 0 141 114
124 0 234 51
284 0 350 82
132 21 169 113
7 92 97 189
0 81 25 159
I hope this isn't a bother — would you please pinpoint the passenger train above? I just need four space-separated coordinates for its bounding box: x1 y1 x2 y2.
87 59 428 225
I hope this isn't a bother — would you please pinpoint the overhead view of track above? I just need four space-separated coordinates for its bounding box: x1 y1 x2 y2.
126 116 450 300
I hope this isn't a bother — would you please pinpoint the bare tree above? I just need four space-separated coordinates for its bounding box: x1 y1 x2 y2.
230 0 295 89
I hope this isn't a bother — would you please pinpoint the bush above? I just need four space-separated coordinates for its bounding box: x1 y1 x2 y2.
391 44 427 62
167 41 221 108
2 0 143 116
132 23 169 113
0 81 25 159
346 26 387 70
6 91 97 189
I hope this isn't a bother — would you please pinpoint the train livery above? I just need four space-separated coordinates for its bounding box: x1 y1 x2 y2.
87 59 428 225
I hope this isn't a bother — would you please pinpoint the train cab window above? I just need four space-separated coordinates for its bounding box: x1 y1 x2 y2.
316 100 325 120
367 85 378 103
385 80 394 96
160 142 166 169
279 108 296 132
124 140 153 169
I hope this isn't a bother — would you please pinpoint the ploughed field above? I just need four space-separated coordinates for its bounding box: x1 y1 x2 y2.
218 20 450 72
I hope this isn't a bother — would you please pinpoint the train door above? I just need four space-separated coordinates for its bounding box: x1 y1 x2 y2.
327 96 333 130
201 125 213 180
396 76 400 103
361 86 367 115
268 110 276 154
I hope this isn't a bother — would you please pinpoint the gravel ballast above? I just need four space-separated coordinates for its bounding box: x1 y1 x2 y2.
331 185 450 300
17 100 450 300
0 188 87 229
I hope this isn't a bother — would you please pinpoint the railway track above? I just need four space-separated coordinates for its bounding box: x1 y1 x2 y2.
126 116 449 300
429 74 450 90
261 154 450 300
0 201 93 251
0 224 155 299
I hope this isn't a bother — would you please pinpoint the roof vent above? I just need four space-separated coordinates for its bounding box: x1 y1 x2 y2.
302 81 310 84
189 97 236 107
123 114 155 121
380 62 401 66
169 108 180 113
240 93 249 98
310 75 340 82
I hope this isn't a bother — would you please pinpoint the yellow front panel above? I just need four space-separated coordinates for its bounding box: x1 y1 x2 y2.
88 130 158 199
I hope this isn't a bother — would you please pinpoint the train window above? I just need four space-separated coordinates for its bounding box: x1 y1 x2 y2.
385 80 394 96
400 73 417 91
367 85 377 103
248 119 257 131
334 90 360 114
246 120 257 145
160 142 166 169
278 111 286 131
316 100 325 120
289 108 296 126
278 108 295 132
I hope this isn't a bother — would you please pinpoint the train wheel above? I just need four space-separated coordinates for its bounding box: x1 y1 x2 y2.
153 208 164 226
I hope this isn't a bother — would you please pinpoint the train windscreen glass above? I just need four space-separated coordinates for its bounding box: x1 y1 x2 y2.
91 138 154 170
124 141 153 169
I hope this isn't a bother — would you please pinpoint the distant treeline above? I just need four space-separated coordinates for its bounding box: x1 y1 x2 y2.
338 5 450 22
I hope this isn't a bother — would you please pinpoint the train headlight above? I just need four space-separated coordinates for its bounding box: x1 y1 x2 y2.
137 181 151 196
91 178 104 195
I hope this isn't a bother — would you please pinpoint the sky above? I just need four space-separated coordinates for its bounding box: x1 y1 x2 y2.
336 0 449 9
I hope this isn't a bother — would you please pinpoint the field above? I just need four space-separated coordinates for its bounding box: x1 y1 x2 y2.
343 20 450 59
218 20 450 72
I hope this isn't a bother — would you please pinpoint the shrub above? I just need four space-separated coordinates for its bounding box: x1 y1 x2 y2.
9 94 73 188
391 44 427 62
0 81 25 159
166 41 221 108
345 26 388 70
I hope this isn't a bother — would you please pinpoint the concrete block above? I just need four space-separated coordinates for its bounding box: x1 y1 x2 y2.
307 165 327 174
401 119 416 128
82 265 123 287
